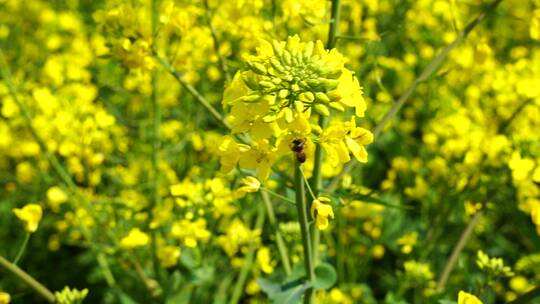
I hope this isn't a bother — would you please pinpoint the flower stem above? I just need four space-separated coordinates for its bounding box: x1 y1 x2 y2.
295 161 315 304
154 53 231 130
260 191 292 275
229 202 266 304
150 0 163 288
0 255 56 303
12 232 31 266
436 211 483 291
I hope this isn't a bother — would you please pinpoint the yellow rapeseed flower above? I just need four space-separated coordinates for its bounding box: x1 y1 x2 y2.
120 228 150 249
458 291 483 304
311 197 334 230
0 291 10 304
13 204 43 233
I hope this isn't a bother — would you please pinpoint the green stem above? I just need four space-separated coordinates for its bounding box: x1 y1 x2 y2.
307 0 342 274
261 187 296 205
13 232 31 266
260 191 292 276
0 255 56 303
154 54 231 130
229 202 266 304
203 0 231 83
295 161 315 304
326 0 341 49
150 0 162 288
436 211 483 291
300 168 317 201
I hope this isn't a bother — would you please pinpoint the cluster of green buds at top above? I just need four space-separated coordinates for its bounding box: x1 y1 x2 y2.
240 36 364 120
476 250 514 279
54 286 89 304
218 35 372 180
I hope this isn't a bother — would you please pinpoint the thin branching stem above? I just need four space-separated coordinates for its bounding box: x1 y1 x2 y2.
0 255 56 303
260 191 292 275
436 211 483 290
295 161 315 304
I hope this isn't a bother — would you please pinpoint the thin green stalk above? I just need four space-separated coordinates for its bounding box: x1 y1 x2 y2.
300 168 317 201
261 187 296 205
326 0 341 50
229 202 266 304
305 0 342 288
0 255 56 303
295 161 315 304
436 211 483 291
260 191 292 275
325 0 505 193
154 54 231 130
0 49 117 288
13 232 31 265
203 0 231 83
150 0 162 287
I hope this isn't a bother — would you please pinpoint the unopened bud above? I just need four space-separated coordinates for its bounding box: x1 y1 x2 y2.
314 104 330 116
315 92 330 103
294 100 304 113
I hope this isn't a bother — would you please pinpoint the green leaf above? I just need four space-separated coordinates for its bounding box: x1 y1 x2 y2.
313 263 337 289
272 284 309 304
438 300 457 304
257 277 281 298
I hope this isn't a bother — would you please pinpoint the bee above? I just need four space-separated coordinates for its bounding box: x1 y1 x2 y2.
291 138 306 163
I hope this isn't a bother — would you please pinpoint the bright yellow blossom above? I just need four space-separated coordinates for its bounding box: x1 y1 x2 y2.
0 291 10 304
13 204 43 233
47 186 68 212
157 245 181 268
458 291 483 304
256 247 274 274
311 197 334 230
120 228 150 249
236 176 261 196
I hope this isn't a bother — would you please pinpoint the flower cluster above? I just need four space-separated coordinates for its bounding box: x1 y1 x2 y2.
218 35 372 180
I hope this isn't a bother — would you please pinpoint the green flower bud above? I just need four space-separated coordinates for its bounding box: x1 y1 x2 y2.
283 108 294 122
271 77 282 85
314 104 330 116
304 92 315 102
329 102 345 112
259 80 275 88
283 50 292 66
272 40 284 57
241 94 261 103
270 58 286 73
262 114 278 122
307 79 320 88
327 91 341 101
315 92 330 103
320 78 339 90
303 41 314 59
291 84 300 92
322 67 342 79
294 100 304 113
311 123 323 135
250 62 267 75
242 73 260 90
278 89 290 99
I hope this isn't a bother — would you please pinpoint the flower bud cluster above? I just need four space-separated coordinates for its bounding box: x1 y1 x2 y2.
218 36 373 180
